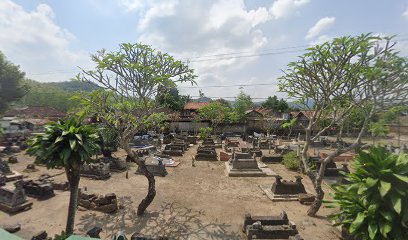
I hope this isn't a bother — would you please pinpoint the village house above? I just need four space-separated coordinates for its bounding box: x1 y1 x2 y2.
168 102 210 133
0 106 66 134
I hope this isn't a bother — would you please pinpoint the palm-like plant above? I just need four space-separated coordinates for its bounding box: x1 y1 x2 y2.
27 117 100 235
330 147 408 240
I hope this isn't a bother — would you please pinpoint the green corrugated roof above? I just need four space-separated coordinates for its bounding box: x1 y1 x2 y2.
0 228 25 240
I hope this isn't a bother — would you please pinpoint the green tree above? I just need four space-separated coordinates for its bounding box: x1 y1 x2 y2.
156 87 190 111
198 101 238 132
279 34 408 216
21 80 80 112
262 95 289 112
281 118 297 139
330 147 408 240
234 90 253 121
0 52 27 113
76 43 196 215
27 117 100 235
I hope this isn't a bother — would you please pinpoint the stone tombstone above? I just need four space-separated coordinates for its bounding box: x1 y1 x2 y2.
23 180 55 199
78 190 118 213
0 174 5 186
271 176 307 195
0 159 12 175
136 158 168 177
231 152 258 169
243 211 302 240
8 156 18 164
80 162 111 180
0 180 32 213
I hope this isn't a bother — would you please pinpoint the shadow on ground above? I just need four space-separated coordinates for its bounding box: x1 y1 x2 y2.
77 197 241 240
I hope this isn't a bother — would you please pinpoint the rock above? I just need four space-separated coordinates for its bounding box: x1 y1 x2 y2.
87 226 102 238
31 230 47 240
2 223 21 233
23 164 38 173
8 156 18 164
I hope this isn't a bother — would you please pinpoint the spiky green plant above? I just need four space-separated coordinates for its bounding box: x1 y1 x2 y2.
27 117 100 235
330 147 408 240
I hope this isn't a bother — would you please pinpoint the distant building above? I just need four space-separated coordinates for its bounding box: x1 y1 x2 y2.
1 106 66 134
168 102 210 133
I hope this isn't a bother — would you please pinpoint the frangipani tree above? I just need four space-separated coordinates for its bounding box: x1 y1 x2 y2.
279 34 408 216
76 43 196 215
27 117 100 235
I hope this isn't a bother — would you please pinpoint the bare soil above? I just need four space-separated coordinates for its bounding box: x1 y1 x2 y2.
1 145 340 240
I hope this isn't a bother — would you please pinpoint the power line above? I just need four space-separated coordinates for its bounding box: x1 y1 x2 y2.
28 38 408 76
178 83 277 89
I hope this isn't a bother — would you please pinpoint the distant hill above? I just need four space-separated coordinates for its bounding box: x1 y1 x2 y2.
47 81 100 92
18 80 100 112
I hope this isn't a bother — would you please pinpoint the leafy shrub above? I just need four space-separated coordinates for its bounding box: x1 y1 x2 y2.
282 151 301 171
198 127 213 139
330 147 408 240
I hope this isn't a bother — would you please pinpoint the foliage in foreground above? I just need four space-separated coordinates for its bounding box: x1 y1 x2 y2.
330 147 408 240
282 151 301 171
27 117 100 234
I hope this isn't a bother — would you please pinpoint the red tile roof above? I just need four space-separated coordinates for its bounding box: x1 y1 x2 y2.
183 102 209 110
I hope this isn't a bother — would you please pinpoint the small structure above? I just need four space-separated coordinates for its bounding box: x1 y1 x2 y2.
243 211 303 240
261 176 310 201
100 157 127 172
162 144 184 156
0 159 23 182
195 146 218 161
135 158 168 177
78 190 118 213
309 158 350 178
22 164 39 173
0 180 33 213
80 162 111 180
261 154 283 163
22 180 54 199
226 152 275 177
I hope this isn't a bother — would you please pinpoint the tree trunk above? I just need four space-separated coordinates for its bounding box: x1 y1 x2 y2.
65 168 80 235
124 143 156 216
136 159 156 216
307 161 326 216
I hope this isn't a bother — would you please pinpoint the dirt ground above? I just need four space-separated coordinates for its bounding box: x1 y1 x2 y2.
1 144 341 240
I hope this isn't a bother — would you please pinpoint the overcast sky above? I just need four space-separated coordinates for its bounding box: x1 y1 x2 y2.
1 0 408 100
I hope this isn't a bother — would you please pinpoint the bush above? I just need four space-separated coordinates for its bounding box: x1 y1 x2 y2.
282 151 301 171
330 147 408 240
198 127 213 139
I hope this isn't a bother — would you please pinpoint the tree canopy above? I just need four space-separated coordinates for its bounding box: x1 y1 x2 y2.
279 33 408 216
261 95 289 112
234 90 253 120
0 52 27 113
77 42 196 215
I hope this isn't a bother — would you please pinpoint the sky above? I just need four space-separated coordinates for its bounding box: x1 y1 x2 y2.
1 0 408 100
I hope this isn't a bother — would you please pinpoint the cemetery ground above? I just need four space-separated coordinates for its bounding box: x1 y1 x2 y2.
2 145 343 240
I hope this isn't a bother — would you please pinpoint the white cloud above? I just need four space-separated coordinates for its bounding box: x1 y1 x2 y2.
403 7 408 18
305 17 336 40
309 35 333 46
269 0 310 19
118 0 309 98
0 0 90 82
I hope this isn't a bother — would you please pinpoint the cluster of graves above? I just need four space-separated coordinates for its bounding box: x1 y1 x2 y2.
0 136 28 154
